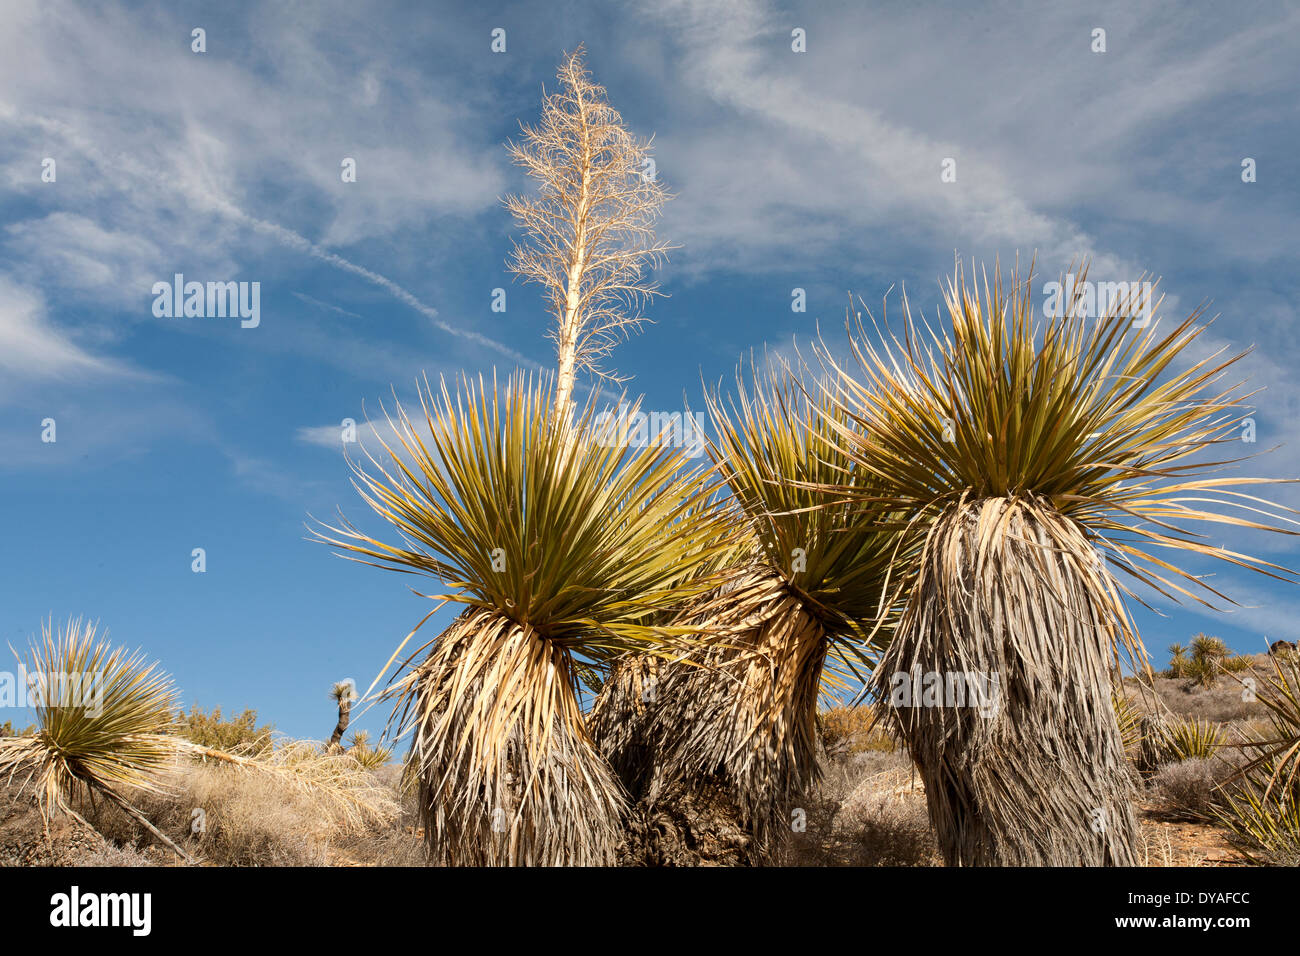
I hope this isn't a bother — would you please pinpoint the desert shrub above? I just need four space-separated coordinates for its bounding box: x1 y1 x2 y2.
0 721 36 738
178 706 273 754
817 705 899 758
777 749 936 866
839 795 936 865
1148 758 1228 820
89 744 399 866
67 842 161 867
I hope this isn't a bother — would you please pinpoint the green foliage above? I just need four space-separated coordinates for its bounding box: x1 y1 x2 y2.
0 618 180 821
1169 633 1252 688
1216 653 1300 864
1112 692 1143 755
1162 717 1223 761
178 705 274 754
313 373 733 667
0 721 36 738
346 731 394 770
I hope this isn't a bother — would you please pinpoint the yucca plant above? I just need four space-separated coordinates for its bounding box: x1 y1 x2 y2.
819 261 1298 865
313 373 730 864
346 730 395 770
1112 691 1144 757
1190 633 1228 662
586 506 748 801
1167 643 1189 678
310 46 700 866
593 356 910 859
327 680 357 751
1162 717 1224 761
0 618 194 861
1182 633 1230 688
1217 652 1300 863
0 619 398 862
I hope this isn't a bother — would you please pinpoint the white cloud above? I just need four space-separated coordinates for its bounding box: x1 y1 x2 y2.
637 0 1299 287
297 416 417 455
0 0 526 364
0 280 138 382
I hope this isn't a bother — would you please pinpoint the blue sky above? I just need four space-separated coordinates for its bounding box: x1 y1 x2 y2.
2 0 1299 741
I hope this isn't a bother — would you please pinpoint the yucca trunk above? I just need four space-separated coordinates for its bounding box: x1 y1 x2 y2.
655 598 828 842
408 609 626 866
602 571 831 862
588 654 662 801
880 497 1139 866
328 696 351 750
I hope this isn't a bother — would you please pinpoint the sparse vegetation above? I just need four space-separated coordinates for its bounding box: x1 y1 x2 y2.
1172 634 1254 689
1216 654 1300 865
818 705 901 758
177 706 273 754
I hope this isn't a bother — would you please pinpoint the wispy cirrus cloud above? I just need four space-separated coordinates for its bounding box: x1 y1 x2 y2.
0 279 143 383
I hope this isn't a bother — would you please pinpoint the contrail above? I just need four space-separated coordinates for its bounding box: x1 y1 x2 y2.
214 199 538 366
6 104 539 368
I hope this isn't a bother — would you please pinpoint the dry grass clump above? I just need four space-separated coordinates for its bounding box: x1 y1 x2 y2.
1148 758 1231 821
818 705 900 758
778 750 938 866
87 746 400 866
69 842 160 867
